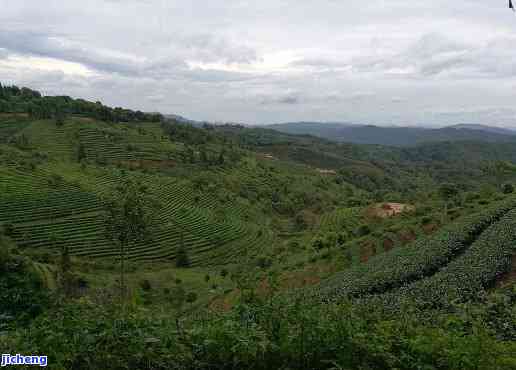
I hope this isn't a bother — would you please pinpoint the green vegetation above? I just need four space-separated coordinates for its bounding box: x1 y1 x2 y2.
367 208 516 312
2 84 516 370
318 197 516 301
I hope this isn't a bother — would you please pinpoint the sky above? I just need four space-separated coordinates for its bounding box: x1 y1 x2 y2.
1 0 516 126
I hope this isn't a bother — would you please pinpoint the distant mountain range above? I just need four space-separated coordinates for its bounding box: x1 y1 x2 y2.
266 122 516 147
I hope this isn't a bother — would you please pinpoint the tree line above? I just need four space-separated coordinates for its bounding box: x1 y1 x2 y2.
0 83 163 123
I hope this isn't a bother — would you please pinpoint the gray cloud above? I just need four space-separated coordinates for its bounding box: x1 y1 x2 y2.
1 0 516 126
260 92 301 105
0 29 147 76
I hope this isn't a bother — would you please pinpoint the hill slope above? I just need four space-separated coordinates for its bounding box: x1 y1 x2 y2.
267 121 516 146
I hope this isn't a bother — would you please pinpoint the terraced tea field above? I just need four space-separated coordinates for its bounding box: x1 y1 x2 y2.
0 117 271 267
317 197 516 305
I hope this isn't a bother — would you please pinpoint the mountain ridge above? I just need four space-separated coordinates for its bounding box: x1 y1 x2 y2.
266 121 516 146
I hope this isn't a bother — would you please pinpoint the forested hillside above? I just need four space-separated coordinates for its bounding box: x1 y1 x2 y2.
268 121 516 146
1 85 515 370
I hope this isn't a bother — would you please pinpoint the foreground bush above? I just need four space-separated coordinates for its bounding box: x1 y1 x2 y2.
0 236 49 329
5 295 516 370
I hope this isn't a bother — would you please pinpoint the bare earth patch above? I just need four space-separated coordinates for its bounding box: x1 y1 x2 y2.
261 153 276 160
360 240 376 263
496 254 516 288
366 203 415 219
316 168 337 175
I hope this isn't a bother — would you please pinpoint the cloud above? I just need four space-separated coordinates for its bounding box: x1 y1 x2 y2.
2 0 516 126
351 33 516 80
260 92 301 105
182 34 259 65
0 29 145 76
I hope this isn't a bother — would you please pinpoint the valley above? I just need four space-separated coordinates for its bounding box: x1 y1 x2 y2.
1 85 515 370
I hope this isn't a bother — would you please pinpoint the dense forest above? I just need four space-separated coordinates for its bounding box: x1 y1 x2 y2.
0 83 163 123
1 85 515 370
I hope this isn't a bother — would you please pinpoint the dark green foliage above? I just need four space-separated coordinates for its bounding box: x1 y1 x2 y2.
57 246 74 298
502 183 514 194
175 228 191 268
439 182 460 200
186 292 198 304
139 279 152 291
104 177 157 302
10 134 31 150
366 208 516 311
356 224 371 236
0 83 162 122
319 198 516 301
256 255 273 269
0 237 48 329
2 222 14 236
6 295 516 370
76 143 86 162
175 245 190 268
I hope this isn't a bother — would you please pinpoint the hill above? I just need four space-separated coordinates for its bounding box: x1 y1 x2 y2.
267 121 516 146
448 123 516 135
2 84 516 370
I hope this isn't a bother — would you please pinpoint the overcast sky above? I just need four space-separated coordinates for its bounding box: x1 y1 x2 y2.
1 1 516 126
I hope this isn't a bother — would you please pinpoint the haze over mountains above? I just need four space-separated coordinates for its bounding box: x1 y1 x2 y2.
266 122 516 147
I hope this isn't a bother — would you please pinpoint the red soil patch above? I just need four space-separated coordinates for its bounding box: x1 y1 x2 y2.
366 203 415 219
209 264 334 312
273 265 334 292
383 238 395 252
398 230 417 244
360 241 376 263
422 223 439 235
496 254 516 288
209 289 239 312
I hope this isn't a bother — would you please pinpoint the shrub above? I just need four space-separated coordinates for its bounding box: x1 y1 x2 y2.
186 292 198 304
502 183 514 194
139 279 152 291
356 224 371 237
256 256 273 269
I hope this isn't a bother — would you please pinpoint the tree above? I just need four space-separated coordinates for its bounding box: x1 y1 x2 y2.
483 161 516 189
58 245 74 298
186 292 198 305
77 143 87 162
199 148 209 164
2 222 14 237
104 177 157 309
0 234 14 272
217 149 225 165
439 183 459 223
502 183 514 194
175 229 190 268
438 183 459 201
54 110 65 127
